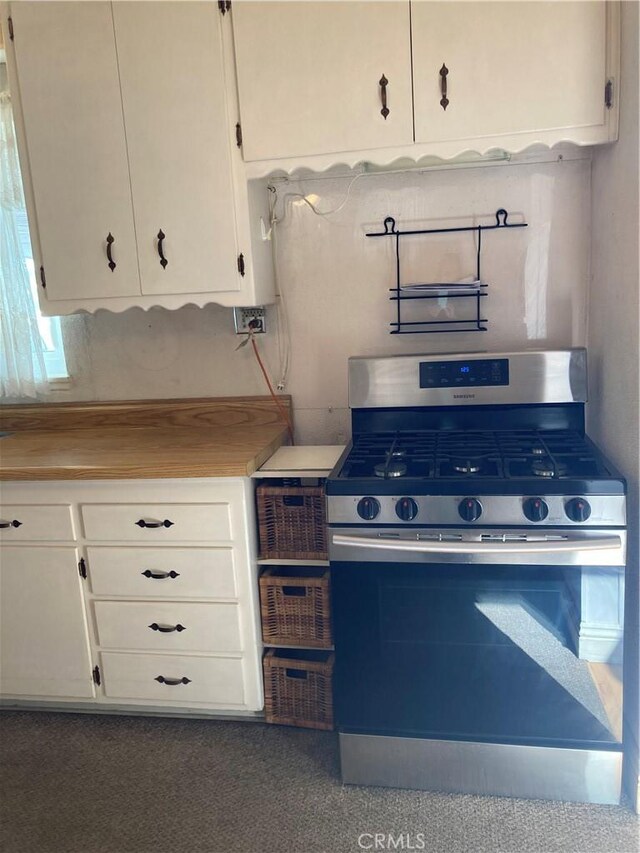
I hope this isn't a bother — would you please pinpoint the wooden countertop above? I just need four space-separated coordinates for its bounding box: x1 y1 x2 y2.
0 397 291 481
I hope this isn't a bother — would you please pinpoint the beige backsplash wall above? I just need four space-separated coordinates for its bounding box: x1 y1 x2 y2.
42 155 592 444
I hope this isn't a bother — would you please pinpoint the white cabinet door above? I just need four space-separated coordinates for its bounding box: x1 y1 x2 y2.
10 2 141 301
412 1 608 145
0 547 94 698
232 1 414 161
113 2 240 296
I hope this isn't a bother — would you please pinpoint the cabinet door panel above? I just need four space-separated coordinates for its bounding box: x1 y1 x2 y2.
0 547 94 698
412 1 607 144
233 1 413 161
113 2 240 296
10 2 140 301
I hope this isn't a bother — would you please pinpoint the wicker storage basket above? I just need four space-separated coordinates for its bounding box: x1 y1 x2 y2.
257 481 327 560
259 567 332 648
263 649 334 730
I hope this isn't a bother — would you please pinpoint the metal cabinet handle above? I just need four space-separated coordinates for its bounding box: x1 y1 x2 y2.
379 74 390 119
0 519 22 529
155 676 191 686
141 569 180 579
439 63 449 111
106 232 116 271
149 622 186 633
157 229 168 269
135 519 174 529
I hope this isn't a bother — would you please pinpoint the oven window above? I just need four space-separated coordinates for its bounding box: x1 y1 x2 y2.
332 562 623 749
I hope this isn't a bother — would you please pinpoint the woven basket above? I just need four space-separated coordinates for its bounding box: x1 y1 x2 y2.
257 482 327 560
263 649 334 730
259 567 332 648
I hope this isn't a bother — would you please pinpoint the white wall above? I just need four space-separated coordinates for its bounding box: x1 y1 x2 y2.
44 153 592 444
588 0 640 810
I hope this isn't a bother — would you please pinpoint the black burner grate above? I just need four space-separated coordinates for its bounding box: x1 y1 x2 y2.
340 429 608 481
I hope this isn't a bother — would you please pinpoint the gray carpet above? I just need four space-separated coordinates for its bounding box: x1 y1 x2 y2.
0 712 637 853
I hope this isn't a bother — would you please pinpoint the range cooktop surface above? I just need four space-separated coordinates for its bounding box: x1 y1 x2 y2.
337 429 613 482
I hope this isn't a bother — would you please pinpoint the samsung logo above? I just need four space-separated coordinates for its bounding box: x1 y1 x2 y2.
453 393 475 399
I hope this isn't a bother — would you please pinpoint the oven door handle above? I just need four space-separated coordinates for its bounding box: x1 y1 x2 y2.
331 533 623 555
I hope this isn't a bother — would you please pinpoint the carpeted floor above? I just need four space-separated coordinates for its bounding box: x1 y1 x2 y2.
0 712 637 853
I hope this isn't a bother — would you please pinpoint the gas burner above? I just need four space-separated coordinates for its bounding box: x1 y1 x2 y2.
452 458 484 475
532 459 568 478
531 446 547 456
374 461 407 479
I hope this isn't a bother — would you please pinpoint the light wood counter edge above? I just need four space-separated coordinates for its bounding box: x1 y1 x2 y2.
0 426 289 481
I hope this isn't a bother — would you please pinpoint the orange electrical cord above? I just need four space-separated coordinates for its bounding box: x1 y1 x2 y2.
251 335 295 445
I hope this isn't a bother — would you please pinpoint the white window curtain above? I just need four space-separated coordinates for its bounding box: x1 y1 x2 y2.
0 89 48 398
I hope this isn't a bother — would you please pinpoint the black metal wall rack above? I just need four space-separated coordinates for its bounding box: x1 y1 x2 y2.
366 208 528 335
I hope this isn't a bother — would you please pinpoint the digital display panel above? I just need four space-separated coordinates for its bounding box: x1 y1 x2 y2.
419 358 509 389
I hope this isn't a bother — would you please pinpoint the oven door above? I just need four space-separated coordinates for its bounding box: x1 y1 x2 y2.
330 528 625 750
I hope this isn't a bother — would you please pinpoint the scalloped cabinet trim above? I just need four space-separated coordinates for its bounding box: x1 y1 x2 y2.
233 0 620 176
5 1 274 315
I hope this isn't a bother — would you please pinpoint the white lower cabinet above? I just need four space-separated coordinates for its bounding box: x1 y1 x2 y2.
100 652 245 706
0 547 94 698
0 478 263 714
80 502 233 543
93 601 242 653
0 504 75 541
87 547 237 599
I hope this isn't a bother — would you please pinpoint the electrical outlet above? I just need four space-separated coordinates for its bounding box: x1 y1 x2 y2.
233 307 266 334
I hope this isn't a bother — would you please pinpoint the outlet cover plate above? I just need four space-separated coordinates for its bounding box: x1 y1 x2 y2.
233 307 266 334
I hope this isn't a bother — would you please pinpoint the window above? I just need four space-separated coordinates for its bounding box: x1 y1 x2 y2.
15 208 69 380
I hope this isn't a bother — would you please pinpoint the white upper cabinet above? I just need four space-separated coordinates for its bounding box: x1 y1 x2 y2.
411 1 611 147
7 1 274 314
232 1 414 161
112 2 239 297
232 0 618 173
9 2 141 301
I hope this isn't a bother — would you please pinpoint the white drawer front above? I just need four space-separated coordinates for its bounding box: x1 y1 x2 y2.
94 601 242 652
0 505 74 541
100 652 245 705
81 503 232 542
87 547 237 599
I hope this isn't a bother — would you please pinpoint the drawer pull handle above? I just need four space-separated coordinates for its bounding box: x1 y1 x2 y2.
379 74 389 119
439 63 449 111
0 519 22 529
135 519 174 529
149 622 186 633
155 675 191 686
141 569 180 580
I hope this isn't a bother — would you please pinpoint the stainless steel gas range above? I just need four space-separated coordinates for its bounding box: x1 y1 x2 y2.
326 349 627 805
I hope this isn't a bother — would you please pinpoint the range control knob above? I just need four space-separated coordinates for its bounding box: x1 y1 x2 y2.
565 497 592 523
357 496 381 521
523 497 549 523
458 497 483 522
396 497 419 521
